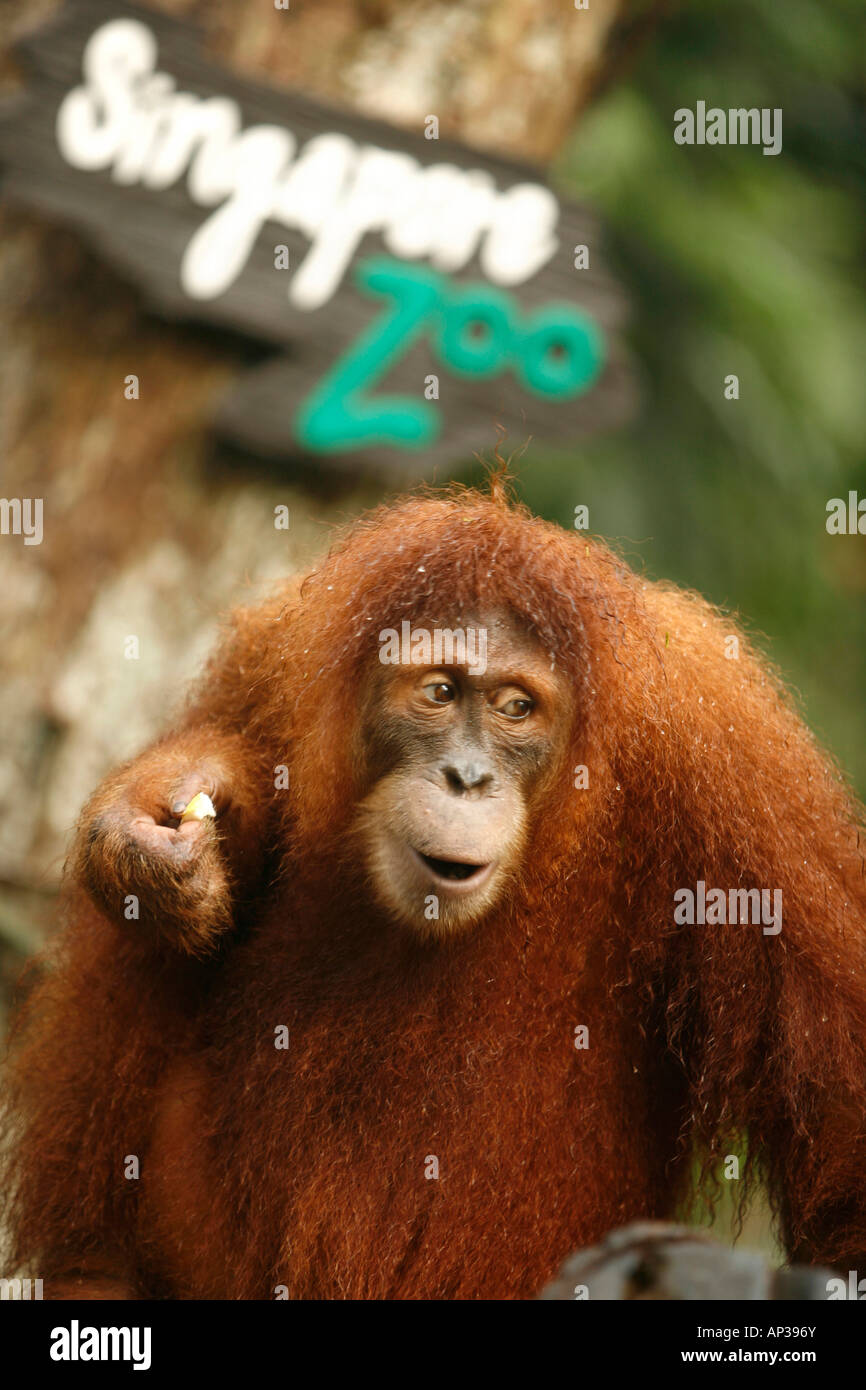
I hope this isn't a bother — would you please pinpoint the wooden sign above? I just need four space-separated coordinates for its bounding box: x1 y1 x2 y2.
0 0 635 476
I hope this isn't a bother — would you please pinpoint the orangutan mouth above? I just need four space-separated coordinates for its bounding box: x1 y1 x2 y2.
411 848 494 891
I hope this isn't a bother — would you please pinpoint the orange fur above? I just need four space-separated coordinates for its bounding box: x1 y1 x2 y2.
3 484 866 1298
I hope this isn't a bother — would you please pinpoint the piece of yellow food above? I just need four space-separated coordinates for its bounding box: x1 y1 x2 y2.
179 791 217 823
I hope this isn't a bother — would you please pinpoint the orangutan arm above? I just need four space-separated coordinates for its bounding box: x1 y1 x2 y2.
638 584 866 1271
71 588 295 955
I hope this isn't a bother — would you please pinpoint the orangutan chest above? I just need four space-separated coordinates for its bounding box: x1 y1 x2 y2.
139 1016 665 1299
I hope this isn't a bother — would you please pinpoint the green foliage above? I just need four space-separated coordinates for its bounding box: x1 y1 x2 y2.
521 0 866 793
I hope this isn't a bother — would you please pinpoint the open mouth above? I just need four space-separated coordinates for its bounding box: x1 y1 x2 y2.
410 848 494 891
420 853 482 881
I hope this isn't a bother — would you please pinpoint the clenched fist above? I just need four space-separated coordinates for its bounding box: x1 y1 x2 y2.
72 730 269 954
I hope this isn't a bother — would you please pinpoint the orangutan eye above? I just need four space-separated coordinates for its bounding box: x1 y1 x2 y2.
498 695 533 720
425 681 456 705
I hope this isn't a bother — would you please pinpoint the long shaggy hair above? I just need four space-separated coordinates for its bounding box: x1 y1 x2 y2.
3 482 866 1298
